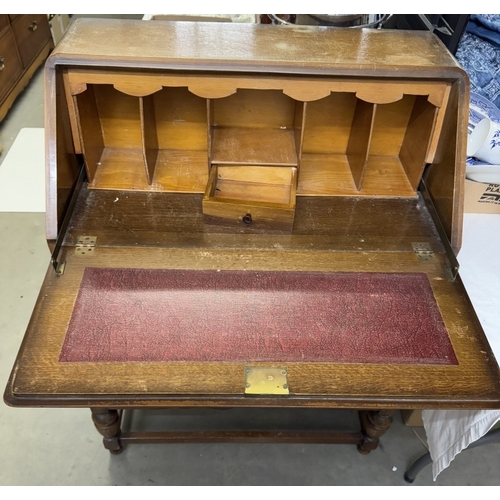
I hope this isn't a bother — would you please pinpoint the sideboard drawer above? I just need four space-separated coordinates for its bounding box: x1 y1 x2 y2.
0 27 23 101
11 14 51 67
0 14 9 32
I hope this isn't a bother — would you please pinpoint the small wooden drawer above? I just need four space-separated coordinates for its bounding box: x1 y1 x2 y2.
203 165 297 230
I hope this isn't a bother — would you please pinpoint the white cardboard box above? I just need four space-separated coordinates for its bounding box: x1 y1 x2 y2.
48 14 70 45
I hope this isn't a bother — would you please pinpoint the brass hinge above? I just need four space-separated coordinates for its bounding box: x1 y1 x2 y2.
412 242 434 261
75 235 97 256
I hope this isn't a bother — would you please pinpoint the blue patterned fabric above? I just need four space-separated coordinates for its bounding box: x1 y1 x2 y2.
467 14 500 45
456 15 500 109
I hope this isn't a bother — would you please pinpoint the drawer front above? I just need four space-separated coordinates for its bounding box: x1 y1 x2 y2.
11 14 51 67
0 27 24 101
203 165 297 231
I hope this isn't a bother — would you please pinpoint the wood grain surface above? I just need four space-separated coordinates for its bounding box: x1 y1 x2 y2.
6 242 500 408
6 191 500 409
44 21 467 247
13 20 489 414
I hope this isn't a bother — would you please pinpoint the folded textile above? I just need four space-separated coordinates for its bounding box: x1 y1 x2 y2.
422 410 500 480
467 14 500 46
422 214 500 481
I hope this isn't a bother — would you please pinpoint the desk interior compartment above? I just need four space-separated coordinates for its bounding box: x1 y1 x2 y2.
204 89 301 229
209 89 302 167
71 83 209 192
73 84 146 190
67 73 448 231
298 91 442 197
142 87 209 192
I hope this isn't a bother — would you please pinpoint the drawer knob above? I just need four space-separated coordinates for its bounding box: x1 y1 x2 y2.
242 213 253 225
0 57 4 72
28 20 38 32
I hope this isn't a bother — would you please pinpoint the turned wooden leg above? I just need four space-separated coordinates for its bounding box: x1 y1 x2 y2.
357 409 395 455
91 408 123 454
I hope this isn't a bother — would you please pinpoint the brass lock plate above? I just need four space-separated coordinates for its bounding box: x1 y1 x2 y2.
244 366 289 395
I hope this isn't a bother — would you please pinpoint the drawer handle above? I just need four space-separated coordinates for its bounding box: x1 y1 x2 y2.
28 20 38 32
242 213 253 225
0 57 4 72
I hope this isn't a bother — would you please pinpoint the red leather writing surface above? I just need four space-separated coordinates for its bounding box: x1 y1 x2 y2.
59 268 457 365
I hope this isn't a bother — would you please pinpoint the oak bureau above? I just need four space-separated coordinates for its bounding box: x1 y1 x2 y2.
5 19 500 455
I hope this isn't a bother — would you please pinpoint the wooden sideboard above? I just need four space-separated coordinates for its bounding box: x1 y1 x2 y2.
0 14 53 122
4 19 500 455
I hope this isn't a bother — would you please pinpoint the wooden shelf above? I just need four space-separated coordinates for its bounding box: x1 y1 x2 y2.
297 154 355 195
211 127 298 166
362 156 415 197
89 149 209 193
298 154 415 197
153 150 208 192
90 148 149 190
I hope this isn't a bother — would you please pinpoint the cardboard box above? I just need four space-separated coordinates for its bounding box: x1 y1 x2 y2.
401 410 424 426
464 179 500 214
48 14 70 45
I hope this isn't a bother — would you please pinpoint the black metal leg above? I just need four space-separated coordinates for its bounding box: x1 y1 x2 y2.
404 452 432 483
404 427 500 483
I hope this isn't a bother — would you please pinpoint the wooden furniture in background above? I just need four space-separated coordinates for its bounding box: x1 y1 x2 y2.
0 14 53 122
4 19 500 455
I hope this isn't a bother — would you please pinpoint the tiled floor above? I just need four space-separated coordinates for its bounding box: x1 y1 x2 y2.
0 15 499 487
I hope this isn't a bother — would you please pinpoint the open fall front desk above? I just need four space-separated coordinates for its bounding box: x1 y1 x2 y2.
4 19 500 455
